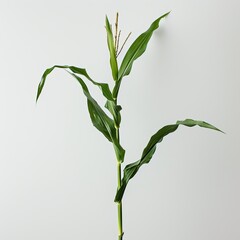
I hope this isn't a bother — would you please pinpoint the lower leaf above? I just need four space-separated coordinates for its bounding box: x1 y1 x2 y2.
114 119 223 202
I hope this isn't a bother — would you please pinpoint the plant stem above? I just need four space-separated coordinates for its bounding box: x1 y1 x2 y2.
116 128 124 240
118 203 123 240
117 163 123 240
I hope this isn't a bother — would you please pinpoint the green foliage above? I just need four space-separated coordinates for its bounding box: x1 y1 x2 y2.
36 65 125 162
112 11 170 99
36 65 114 101
114 119 222 202
36 13 222 240
118 12 170 81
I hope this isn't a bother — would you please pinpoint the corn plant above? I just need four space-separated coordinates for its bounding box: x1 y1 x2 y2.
36 12 222 240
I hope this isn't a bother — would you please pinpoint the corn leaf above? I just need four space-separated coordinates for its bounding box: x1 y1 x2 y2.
36 65 114 102
67 72 125 162
106 16 118 81
36 67 125 162
118 12 170 81
114 119 222 202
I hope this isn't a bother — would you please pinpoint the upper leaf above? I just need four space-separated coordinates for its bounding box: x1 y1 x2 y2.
118 12 170 81
114 119 223 202
36 65 114 102
105 16 118 81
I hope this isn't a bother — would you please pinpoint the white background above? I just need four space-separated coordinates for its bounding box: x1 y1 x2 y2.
1 0 239 240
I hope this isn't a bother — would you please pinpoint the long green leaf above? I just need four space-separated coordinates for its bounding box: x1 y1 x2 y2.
118 12 170 81
105 16 118 81
36 65 114 101
36 67 125 162
114 119 222 202
67 73 125 163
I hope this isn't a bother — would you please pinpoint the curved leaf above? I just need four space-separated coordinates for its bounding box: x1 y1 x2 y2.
36 67 125 162
36 65 114 102
70 72 125 162
118 12 170 81
176 119 224 132
114 119 222 202
106 16 118 81
67 73 125 163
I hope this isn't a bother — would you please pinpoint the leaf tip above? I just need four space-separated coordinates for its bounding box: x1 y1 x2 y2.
35 95 39 103
160 11 171 19
36 85 42 103
105 15 110 26
218 128 225 134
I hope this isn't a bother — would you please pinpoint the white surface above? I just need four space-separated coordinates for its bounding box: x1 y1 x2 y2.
0 0 239 240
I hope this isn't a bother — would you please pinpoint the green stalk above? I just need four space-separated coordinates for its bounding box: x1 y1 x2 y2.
116 126 123 240
114 78 123 238
117 162 123 240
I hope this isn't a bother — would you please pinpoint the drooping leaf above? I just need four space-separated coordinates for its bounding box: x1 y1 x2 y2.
105 16 118 81
114 119 222 202
36 65 114 102
36 67 125 162
67 73 125 163
118 12 170 81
